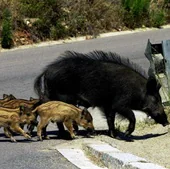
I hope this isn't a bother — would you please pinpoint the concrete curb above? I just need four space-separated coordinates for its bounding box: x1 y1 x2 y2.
84 142 167 169
57 148 107 169
55 138 167 169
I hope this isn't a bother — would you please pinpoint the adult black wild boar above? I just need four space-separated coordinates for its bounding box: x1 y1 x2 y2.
34 51 169 138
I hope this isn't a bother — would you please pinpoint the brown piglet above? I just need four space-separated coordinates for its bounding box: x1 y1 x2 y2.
0 105 35 142
32 101 95 141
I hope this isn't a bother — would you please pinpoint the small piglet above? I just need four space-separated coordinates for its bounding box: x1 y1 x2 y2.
32 101 95 141
0 105 35 142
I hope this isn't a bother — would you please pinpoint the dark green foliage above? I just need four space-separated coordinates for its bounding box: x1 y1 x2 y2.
50 22 67 40
19 0 124 40
122 0 150 28
121 0 167 28
20 0 66 40
149 1 167 27
1 8 13 49
150 9 166 27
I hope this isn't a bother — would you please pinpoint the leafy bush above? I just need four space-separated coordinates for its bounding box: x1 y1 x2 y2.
19 0 124 40
20 0 66 40
150 9 166 27
0 0 169 46
121 0 150 28
63 0 124 36
122 0 168 28
1 8 13 49
149 0 167 27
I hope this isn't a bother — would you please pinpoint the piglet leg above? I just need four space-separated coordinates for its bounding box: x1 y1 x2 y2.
37 118 49 141
4 127 16 142
64 120 76 139
10 124 31 140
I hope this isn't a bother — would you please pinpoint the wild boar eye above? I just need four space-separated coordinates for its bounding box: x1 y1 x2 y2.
27 113 31 116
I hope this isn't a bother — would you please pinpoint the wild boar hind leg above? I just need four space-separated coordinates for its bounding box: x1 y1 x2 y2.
119 108 136 137
37 118 49 141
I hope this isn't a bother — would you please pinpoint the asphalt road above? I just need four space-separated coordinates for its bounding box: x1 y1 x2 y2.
1 27 170 99
0 27 170 169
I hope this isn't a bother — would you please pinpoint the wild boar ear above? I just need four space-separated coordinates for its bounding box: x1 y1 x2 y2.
20 105 25 111
10 94 16 99
3 94 8 99
142 107 150 114
146 76 161 93
82 108 88 115
81 109 85 116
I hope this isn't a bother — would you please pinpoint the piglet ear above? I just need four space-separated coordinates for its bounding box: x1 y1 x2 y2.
10 94 16 99
81 109 85 116
146 75 161 93
20 105 24 111
3 94 8 99
82 108 88 115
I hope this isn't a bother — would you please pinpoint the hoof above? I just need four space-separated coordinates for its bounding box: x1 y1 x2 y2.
73 130 78 136
44 136 50 140
26 132 33 137
71 136 77 139
37 137 43 141
108 130 118 138
10 137 17 142
25 134 31 140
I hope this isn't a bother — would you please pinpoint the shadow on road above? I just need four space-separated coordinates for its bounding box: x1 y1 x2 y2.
0 129 168 142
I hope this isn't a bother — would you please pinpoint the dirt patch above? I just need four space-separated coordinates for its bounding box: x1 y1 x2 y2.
97 121 170 169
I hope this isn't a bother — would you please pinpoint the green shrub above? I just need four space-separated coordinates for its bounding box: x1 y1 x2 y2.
1 8 13 49
20 0 65 40
19 0 124 40
50 22 67 40
122 0 150 28
149 1 167 27
62 0 124 37
150 9 166 27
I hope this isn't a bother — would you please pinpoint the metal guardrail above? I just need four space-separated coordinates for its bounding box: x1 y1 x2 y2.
145 39 170 105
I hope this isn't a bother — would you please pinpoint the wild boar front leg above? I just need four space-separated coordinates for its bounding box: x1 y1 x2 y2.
122 109 136 136
104 106 117 138
4 127 16 142
10 123 31 140
64 120 76 139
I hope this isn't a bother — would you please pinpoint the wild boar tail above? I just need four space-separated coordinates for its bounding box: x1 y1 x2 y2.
34 72 45 97
32 107 38 114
